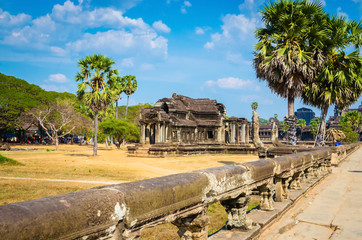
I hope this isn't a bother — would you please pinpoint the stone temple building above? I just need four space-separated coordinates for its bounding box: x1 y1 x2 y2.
139 93 249 145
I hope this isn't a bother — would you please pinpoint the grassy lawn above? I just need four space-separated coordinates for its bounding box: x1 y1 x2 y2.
0 143 259 239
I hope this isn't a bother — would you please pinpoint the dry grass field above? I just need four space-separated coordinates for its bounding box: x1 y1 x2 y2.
0 143 259 238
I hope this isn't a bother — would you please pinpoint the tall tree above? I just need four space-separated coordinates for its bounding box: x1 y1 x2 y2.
254 0 327 145
339 111 362 142
29 100 80 150
112 76 126 119
122 75 138 119
302 17 362 146
75 54 119 156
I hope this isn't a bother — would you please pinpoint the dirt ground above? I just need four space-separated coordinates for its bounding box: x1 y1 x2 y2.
0 143 260 239
0 143 258 204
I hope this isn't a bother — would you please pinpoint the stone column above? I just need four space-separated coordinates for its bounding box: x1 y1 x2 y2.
275 177 291 202
140 123 146 145
245 124 250 144
240 123 246 144
221 195 253 230
230 123 235 144
172 208 210 240
258 184 275 211
155 123 160 144
236 123 240 144
145 125 150 144
290 172 302 190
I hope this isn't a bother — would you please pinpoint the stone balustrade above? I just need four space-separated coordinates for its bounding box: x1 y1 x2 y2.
0 143 359 240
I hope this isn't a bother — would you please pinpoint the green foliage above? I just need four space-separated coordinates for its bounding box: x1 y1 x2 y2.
259 118 268 126
297 119 307 128
0 154 24 166
123 75 138 97
254 0 327 101
339 111 362 143
75 54 120 155
75 54 119 113
251 102 258 111
280 121 287 133
310 117 321 136
99 118 140 145
117 103 153 124
0 73 78 133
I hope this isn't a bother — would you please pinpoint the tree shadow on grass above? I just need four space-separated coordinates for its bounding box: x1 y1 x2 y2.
66 154 90 157
218 160 236 165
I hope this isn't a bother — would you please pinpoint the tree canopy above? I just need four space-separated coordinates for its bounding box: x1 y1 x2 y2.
0 72 80 137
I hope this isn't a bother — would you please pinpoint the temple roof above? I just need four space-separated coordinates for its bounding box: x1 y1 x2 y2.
140 93 245 127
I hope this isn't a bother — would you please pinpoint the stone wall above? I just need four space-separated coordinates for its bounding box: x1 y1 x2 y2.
0 144 359 240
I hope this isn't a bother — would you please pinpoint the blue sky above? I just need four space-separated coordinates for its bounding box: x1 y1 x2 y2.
0 0 361 121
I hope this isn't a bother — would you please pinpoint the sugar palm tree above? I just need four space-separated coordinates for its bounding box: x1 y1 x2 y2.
123 75 138 119
302 17 362 146
75 54 119 156
111 76 126 119
254 0 327 145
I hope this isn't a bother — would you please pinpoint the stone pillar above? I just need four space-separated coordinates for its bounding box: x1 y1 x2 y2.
236 124 240 144
258 184 275 211
290 172 302 190
155 123 160 144
161 124 166 143
275 177 291 202
172 208 210 240
245 124 250 144
221 195 253 230
240 123 246 144
230 123 235 144
145 125 150 144
140 124 146 145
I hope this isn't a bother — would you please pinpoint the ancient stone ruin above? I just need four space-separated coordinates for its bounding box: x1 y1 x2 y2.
139 93 249 145
128 93 258 156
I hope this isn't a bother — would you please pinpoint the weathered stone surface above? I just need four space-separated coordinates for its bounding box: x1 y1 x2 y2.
196 165 250 202
242 159 275 182
0 188 125 240
221 195 252 230
105 172 209 228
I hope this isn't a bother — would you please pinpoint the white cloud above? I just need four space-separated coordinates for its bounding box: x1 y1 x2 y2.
181 1 192 14
47 73 69 83
0 1 168 60
40 84 69 92
184 1 192 7
216 77 253 89
195 27 205 35
320 0 326 6
152 20 171 33
337 7 349 19
195 26 211 35
0 9 32 27
203 77 256 90
204 14 259 49
121 57 135 67
66 29 167 58
140 63 155 71
239 0 255 10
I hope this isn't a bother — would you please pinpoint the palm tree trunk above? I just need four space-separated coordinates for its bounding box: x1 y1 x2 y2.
315 105 329 147
288 96 294 116
125 95 130 119
287 96 297 145
116 100 119 119
93 111 98 156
